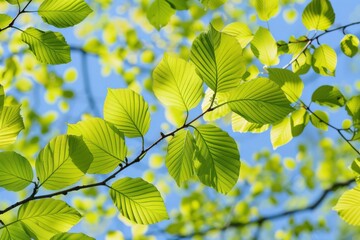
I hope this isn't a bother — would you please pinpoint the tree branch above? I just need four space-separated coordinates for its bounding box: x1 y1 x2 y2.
0 0 33 32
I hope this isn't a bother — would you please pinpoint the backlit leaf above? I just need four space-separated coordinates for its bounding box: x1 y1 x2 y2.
268 68 304 102
104 89 151 138
292 49 312 75
147 0 175 30
351 158 360 176
0 105 24 148
341 34 359 58
36 135 93 190
21 28 70 64
345 95 360 128
18 199 81 239
0 151 33 191
334 186 360 226
0 85 4 113
228 78 294 124
50 233 95 240
200 0 226 9
202 88 231 121
232 113 269 133
253 0 279 21
312 44 337 76
0 14 12 29
166 129 196 186
194 124 240 194
302 0 335 31
271 117 292 149
68 118 127 174
39 0 93 28
311 85 346 107
0 221 28 240
191 25 245 93
290 108 309 137
222 22 253 48
110 177 169 224
153 54 203 111
251 27 279 66
165 0 189 10
310 110 329 131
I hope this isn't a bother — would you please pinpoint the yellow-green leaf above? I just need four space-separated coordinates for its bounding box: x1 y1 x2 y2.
0 221 28 240
166 129 196 186
310 110 329 131
21 28 70 64
0 85 4 113
311 85 346 107
253 0 279 21
0 105 24 148
312 44 337 76
0 151 33 191
68 118 127 174
232 113 269 133
153 54 203 111
271 117 292 149
0 14 12 29
104 89 151 138
202 88 231 121
290 108 309 137
222 22 253 48
194 124 240 194
334 186 360 226
110 177 169 224
341 34 359 58
200 0 226 9
251 27 279 66
147 0 175 30
345 95 360 128
50 233 95 240
302 0 335 31
292 49 312 75
36 135 93 190
351 158 360 176
39 0 93 28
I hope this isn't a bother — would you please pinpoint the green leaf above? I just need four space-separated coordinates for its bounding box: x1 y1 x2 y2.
5 0 27 4
36 135 92 190
166 129 196 186
153 54 203 111
345 95 360 128
341 34 359 58
232 113 269 133
104 89 151 138
310 110 329 131
292 49 312 75
165 0 189 10
0 151 33 191
351 158 360 176
311 85 346 107
110 177 169 224
268 68 304 103
0 105 24 148
0 85 4 113
202 88 231 121
194 124 240 194
18 199 81 239
228 78 294 124
312 44 337 76
0 221 29 240
68 118 127 174
333 186 360 226
0 14 12 29
253 0 279 21
50 233 95 240
21 28 70 64
190 25 245 93
271 116 292 149
290 108 309 137
302 0 335 31
39 0 93 28
251 27 279 66
222 22 254 48
147 0 175 30
200 0 226 9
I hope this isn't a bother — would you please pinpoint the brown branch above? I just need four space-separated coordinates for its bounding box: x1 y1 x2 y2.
0 0 33 32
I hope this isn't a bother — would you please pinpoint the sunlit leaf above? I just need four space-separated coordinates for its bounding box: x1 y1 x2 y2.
271 117 292 149
0 221 28 240
302 0 335 31
36 135 93 190
18 199 81 239
39 0 93 28
222 22 253 48
0 85 4 113
253 0 279 21
228 78 294 124
110 177 169 224
310 110 329 131
194 124 240 194
202 88 231 121
334 186 360 226
166 129 196 186
0 14 12 29
345 95 360 128
251 27 279 66
312 44 337 76
0 151 33 191
165 0 189 10
341 34 359 58
68 118 127 174
21 28 70 64
268 68 304 102
351 158 360 176
200 0 226 9
147 0 175 30
290 108 309 137
292 49 312 75
191 25 245 93
50 233 95 240
0 105 24 148
104 89 151 138
153 54 203 111
5 0 27 4
232 113 269 133
311 85 346 107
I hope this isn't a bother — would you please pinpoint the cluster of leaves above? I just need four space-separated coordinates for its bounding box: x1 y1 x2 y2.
0 0 360 239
